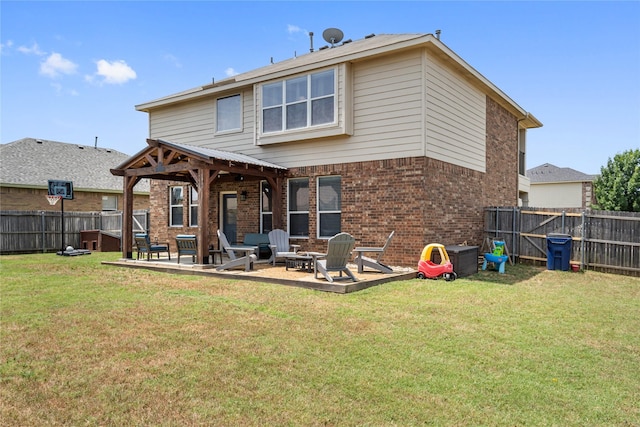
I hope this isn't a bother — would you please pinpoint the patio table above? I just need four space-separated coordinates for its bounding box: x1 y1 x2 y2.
299 252 326 278
285 254 313 272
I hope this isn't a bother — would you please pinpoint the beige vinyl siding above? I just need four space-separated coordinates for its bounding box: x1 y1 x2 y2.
252 51 424 166
211 91 255 152
529 182 584 208
148 48 481 170
425 51 486 172
347 51 423 159
204 52 423 168
149 92 256 151
149 98 215 143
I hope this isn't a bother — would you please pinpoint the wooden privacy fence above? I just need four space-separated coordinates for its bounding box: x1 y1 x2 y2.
0 210 149 254
484 207 640 276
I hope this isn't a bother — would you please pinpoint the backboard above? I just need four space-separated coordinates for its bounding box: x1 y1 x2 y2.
47 180 74 200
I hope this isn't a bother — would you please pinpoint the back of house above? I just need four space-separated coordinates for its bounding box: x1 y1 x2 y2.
116 31 542 266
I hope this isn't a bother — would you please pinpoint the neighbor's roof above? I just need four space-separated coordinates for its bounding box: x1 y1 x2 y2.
526 163 598 184
0 138 150 193
136 33 541 129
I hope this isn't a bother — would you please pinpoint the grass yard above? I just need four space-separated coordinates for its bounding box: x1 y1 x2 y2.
1 252 639 426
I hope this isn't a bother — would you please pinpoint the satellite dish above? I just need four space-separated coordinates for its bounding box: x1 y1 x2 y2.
322 28 344 47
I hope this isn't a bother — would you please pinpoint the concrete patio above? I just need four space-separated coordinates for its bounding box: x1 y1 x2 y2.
102 255 416 294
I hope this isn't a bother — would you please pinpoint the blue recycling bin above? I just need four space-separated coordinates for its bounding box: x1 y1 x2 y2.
546 233 572 271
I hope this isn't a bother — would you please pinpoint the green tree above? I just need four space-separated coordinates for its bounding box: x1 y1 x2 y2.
593 149 640 212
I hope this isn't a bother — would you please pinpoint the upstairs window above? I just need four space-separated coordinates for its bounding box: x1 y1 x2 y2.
216 94 241 132
261 69 335 134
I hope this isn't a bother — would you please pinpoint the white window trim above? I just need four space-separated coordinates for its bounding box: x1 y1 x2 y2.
215 93 243 135
260 70 336 134
255 64 352 146
287 177 309 239
189 186 198 227
169 185 184 228
260 180 272 234
317 176 342 239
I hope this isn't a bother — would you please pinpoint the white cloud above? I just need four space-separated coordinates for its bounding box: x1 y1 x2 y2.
225 67 238 77
50 82 79 96
1 40 14 54
92 59 137 85
163 53 182 68
287 24 307 35
40 52 78 78
18 42 45 56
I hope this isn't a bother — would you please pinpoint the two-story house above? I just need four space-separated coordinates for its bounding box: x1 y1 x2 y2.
112 32 542 266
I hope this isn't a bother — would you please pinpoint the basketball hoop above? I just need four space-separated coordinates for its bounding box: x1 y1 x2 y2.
46 195 62 205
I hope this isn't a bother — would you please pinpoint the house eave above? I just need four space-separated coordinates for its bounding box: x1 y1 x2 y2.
135 33 541 127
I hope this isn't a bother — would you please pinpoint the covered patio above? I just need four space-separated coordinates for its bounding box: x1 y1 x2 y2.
111 138 287 264
109 138 416 292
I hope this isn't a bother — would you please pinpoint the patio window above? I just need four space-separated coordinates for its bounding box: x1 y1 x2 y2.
169 186 184 227
189 186 198 227
261 69 335 134
216 94 241 133
317 176 341 238
260 181 273 233
288 178 309 238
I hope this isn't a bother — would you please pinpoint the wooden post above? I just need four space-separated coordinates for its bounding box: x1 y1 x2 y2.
267 176 283 229
197 168 211 264
122 175 136 259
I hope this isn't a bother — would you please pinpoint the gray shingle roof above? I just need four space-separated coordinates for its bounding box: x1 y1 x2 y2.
134 33 541 129
526 163 597 183
159 139 287 170
0 137 149 193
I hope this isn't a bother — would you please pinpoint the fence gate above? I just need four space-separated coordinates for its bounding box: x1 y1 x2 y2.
484 207 640 276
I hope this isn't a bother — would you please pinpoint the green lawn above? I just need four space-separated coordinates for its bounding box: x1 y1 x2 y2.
1 252 639 426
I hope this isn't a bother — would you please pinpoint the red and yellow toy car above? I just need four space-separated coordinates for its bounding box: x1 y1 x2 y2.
417 244 457 281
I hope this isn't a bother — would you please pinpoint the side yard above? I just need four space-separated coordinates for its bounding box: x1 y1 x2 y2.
1 253 639 426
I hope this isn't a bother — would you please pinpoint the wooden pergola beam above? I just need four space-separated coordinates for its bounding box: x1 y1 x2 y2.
113 139 287 262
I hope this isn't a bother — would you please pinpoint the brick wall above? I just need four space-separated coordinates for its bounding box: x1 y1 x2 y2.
582 181 595 208
484 97 519 206
149 158 501 267
0 186 148 212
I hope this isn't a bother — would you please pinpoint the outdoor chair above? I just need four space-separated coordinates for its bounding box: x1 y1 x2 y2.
175 234 197 264
315 232 358 283
216 229 257 271
134 233 170 261
353 231 395 274
268 229 301 266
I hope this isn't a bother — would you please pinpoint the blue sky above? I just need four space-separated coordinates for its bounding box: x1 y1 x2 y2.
1 1 638 175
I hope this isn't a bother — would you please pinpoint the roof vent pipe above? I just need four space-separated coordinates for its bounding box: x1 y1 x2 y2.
94 136 98 149
309 31 314 52
435 29 441 40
